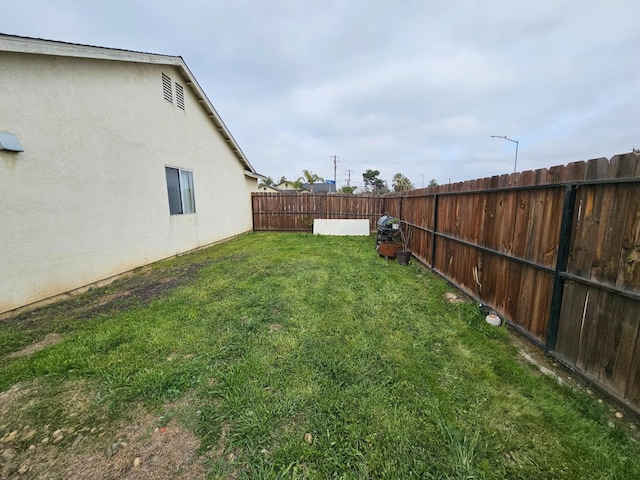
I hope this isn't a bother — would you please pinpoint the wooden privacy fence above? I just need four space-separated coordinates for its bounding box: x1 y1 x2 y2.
252 193 398 232
251 153 640 414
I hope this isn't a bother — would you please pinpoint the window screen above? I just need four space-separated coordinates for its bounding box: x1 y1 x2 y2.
165 167 196 215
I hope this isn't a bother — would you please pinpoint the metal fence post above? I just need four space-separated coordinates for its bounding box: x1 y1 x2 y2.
545 184 578 353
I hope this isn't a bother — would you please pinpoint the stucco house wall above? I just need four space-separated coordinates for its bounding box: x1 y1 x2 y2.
0 35 260 314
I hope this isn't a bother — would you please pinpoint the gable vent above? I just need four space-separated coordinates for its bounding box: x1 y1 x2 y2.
176 82 185 110
162 73 173 103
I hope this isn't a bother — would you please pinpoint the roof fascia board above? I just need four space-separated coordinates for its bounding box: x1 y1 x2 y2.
244 171 267 180
0 34 182 66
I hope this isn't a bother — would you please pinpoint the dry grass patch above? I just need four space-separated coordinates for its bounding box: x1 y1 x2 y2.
0 383 210 479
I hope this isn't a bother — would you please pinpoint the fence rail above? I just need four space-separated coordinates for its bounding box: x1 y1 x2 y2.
251 153 640 415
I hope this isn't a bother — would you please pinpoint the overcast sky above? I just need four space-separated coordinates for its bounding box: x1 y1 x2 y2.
2 1 639 190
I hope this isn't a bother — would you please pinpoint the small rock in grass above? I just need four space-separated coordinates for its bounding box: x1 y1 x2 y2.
18 465 30 474
1 431 18 443
90 427 97 434
260 448 269 455
72 434 83 448
41 437 50 444
2 448 17 460
303 433 313 445
615 412 624 419
28 445 36 451
133 457 141 468
586 389 593 395
52 435 64 445
52 429 63 438
226 452 236 462
22 429 37 441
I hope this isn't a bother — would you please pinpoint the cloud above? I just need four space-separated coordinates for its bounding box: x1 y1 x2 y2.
2 0 639 185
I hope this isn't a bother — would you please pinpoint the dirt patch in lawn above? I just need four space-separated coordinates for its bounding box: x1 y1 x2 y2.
74 262 210 320
0 385 214 479
5 333 64 360
1 261 212 329
508 329 640 437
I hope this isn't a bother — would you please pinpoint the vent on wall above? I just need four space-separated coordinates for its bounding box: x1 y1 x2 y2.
0 132 24 152
176 83 185 110
162 73 173 103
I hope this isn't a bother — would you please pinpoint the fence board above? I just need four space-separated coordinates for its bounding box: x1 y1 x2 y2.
626 330 640 406
598 295 640 396
555 280 589 364
575 287 614 376
590 185 631 284
616 184 640 293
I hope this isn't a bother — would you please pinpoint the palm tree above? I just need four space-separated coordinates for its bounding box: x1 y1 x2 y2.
258 176 275 189
392 173 414 192
300 169 324 193
287 178 306 192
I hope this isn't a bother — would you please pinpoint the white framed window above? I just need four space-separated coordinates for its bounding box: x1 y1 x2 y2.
165 167 196 215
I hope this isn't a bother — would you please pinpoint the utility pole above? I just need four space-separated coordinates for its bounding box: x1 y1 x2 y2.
331 155 338 184
346 169 353 187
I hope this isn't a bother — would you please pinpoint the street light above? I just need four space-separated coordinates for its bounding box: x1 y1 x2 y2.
491 135 519 173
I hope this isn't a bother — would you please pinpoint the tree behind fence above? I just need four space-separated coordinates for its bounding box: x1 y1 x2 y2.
251 153 640 414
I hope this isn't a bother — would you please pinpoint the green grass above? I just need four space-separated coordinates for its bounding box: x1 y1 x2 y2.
1 232 639 479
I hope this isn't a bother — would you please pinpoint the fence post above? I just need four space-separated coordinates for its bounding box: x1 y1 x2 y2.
431 193 439 270
545 184 578 353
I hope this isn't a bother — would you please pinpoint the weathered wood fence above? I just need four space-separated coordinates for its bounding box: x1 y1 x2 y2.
252 193 398 232
252 153 640 414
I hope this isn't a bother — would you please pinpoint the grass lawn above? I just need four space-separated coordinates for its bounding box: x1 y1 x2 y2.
1 232 639 479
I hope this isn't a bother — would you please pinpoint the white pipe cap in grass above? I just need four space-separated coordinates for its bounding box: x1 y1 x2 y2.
485 314 501 327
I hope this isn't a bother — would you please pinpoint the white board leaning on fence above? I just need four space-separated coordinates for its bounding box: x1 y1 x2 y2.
313 219 370 236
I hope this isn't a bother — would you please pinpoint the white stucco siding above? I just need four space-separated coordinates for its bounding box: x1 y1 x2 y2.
0 51 254 313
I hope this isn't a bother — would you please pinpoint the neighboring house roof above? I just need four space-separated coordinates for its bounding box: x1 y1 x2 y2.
303 183 336 193
275 182 310 192
0 33 258 176
257 185 282 193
